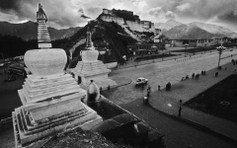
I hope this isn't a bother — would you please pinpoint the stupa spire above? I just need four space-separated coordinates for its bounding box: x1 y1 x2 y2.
86 30 94 50
36 3 52 48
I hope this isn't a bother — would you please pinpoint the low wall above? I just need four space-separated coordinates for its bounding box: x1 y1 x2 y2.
0 117 12 132
105 62 118 69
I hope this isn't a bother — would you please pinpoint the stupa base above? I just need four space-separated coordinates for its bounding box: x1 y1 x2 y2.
12 103 103 148
73 60 117 90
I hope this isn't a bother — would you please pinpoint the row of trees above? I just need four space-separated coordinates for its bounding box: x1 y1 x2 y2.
0 35 37 59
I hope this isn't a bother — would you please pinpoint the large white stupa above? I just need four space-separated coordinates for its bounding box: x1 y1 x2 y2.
12 4 102 148
73 30 117 90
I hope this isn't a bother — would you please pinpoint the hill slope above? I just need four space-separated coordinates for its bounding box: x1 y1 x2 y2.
0 21 81 41
189 22 237 38
155 20 182 32
157 20 237 39
54 19 137 65
163 24 223 39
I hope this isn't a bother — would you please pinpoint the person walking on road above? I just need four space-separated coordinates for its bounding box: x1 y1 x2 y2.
147 85 151 97
178 99 183 117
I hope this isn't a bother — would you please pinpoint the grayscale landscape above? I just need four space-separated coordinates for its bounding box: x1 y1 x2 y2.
0 0 236 148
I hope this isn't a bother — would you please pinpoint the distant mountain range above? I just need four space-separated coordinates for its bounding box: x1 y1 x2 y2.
155 20 182 32
156 20 237 39
0 21 81 41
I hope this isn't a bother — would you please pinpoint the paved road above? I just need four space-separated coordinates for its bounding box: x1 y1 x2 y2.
108 49 237 105
121 98 235 148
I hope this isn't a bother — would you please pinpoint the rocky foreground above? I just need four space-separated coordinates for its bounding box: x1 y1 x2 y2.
42 128 131 148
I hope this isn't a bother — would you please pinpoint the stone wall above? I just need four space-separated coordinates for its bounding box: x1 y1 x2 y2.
0 117 12 131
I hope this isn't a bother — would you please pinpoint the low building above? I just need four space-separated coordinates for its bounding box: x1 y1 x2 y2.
168 37 230 47
170 39 197 47
196 39 214 47
128 43 165 56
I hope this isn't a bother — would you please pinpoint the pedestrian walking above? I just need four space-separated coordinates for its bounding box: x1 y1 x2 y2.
147 91 150 98
178 100 182 117
158 85 161 91
147 85 151 91
147 85 151 96
195 74 200 79
166 82 171 91
185 75 189 79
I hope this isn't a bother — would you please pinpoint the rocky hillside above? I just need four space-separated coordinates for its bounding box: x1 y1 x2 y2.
42 128 131 148
163 24 223 39
54 19 139 65
0 21 81 41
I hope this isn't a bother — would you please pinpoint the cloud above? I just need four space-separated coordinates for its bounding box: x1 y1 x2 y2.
176 3 190 12
146 7 176 22
174 0 237 21
0 0 236 31
0 0 95 28
148 7 164 17
81 14 91 19
0 0 20 11
0 0 150 28
165 11 176 20
218 10 237 25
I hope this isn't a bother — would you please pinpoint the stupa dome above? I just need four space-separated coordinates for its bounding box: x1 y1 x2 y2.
24 48 67 76
81 49 99 62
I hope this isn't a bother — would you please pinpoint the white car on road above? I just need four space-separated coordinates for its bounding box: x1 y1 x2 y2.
135 77 148 86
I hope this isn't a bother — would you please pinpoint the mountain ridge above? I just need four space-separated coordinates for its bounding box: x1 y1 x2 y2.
158 20 237 39
0 21 81 41
155 19 182 32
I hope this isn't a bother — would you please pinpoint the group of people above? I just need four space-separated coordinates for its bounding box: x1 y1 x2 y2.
145 81 172 97
181 70 207 81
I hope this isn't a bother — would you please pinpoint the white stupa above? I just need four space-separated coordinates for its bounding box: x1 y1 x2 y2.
12 4 102 148
73 30 117 90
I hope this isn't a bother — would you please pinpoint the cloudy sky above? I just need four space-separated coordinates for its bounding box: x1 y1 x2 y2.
0 0 237 32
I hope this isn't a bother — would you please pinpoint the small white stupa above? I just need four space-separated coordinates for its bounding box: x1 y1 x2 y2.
73 29 117 90
12 4 102 148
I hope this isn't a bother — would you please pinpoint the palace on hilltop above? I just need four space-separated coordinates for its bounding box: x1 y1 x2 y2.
99 8 155 32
